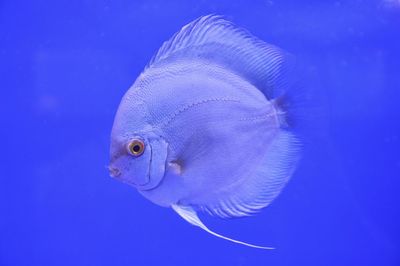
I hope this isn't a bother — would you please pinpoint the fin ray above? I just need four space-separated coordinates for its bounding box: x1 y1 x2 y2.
200 130 300 218
172 204 274 250
146 14 292 100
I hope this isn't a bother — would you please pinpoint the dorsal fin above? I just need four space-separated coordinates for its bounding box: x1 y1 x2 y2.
172 204 274 250
146 15 292 100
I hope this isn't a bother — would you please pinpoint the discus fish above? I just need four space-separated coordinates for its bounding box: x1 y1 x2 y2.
109 15 300 249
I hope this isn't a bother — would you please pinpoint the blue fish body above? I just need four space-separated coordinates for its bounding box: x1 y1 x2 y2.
109 15 300 249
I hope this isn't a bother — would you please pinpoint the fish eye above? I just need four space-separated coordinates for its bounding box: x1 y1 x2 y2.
127 139 145 156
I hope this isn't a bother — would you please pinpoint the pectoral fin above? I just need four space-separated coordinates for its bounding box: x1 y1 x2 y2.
171 204 273 250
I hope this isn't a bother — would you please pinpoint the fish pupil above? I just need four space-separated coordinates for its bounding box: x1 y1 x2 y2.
133 144 141 153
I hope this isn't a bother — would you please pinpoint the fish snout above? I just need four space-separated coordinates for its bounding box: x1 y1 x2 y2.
109 166 121 178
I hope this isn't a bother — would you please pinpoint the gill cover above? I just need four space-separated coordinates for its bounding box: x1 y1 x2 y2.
137 137 168 191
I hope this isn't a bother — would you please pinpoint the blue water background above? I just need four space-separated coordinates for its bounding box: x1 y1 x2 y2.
1 1 399 265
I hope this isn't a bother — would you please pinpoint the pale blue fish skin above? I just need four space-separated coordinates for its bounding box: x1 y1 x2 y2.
109 15 300 248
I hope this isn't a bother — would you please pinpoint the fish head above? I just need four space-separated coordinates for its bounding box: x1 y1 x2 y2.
109 89 168 191
109 131 168 191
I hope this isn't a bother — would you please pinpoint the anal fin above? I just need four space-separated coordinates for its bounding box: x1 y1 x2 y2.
171 204 274 250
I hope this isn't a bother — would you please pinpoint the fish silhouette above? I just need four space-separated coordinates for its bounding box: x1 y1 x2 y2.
109 15 300 249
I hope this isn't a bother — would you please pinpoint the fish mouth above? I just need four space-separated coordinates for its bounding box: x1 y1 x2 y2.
108 166 121 178
108 165 149 187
